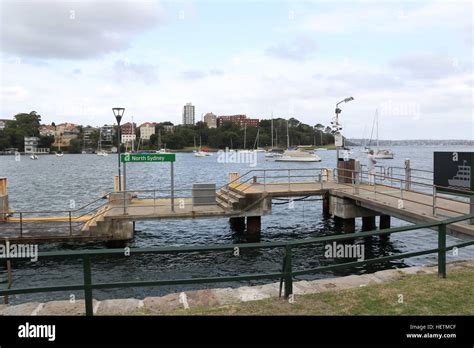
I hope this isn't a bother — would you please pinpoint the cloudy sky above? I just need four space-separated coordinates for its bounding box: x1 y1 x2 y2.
0 0 472 139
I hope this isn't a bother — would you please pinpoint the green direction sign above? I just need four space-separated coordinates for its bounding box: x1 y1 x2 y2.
120 153 175 163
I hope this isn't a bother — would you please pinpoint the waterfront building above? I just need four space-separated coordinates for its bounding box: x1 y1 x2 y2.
100 124 116 143
121 122 137 144
163 125 174 133
139 122 156 140
0 119 12 130
82 126 98 147
217 115 259 128
24 136 49 154
203 113 217 128
182 103 195 125
39 124 56 137
54 123 80 147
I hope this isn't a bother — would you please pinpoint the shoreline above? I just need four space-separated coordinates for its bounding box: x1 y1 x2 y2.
2 258 473 316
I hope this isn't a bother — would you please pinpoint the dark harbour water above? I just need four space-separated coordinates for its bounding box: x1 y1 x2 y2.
1 145 473 304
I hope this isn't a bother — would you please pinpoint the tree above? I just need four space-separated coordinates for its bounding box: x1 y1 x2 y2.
39 135 54 149
14 111 41 137
68 138 82 153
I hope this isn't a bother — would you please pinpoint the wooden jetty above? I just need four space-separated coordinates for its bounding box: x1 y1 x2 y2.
0 160 473 244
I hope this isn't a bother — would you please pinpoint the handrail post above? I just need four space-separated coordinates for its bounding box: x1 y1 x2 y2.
19 212 23 237
263 170 266 192
171 161 175 212
432 186 437 216
288 169 291 191
400 179 403 200
123 162 127 215
470 195 474 225
438 224 446 278
83 255 94 316
405 159 411 191
69 211 72 236
319 173 323 190
283 245 293 298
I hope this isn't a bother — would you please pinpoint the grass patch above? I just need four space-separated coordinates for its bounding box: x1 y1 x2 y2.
156 269 474 316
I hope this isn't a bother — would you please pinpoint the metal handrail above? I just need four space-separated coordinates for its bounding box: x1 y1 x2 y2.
1 213 473 315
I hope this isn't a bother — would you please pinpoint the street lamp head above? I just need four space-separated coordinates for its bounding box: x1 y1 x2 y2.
344 97 354 103
112 107 125 125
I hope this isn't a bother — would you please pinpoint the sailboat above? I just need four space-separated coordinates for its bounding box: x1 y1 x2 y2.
367 109 394 159
274 119 321 162
194 136 208 157
265 117 283 159
97 128 108 156
238 123 253 154
56 132 64 156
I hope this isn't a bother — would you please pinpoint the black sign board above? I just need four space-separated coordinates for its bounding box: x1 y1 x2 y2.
434 152 473 195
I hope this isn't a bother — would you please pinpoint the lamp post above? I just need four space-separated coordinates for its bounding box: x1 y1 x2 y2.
332 97 354 161
112 108 125 191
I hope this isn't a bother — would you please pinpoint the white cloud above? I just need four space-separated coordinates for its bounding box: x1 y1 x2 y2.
0 0 164 59
301 1 472 34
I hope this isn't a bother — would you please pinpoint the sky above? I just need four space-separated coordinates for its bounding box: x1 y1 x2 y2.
0 0 472 140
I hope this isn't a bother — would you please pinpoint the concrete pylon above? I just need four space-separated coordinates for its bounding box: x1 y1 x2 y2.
0 178 9 222
362 216 376 231
246 216 261 241
379 215 391 240
229 217 245 231
322 192 330 218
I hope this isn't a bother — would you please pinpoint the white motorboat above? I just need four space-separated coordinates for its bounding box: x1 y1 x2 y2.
275 150 321 162
374 149 394 159
194 151 207 157
56 152 64 157
30 154 38 160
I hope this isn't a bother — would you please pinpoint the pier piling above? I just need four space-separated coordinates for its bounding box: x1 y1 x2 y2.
246 216 261 241
362 216 376 231
229 217 245 231
343 218 356 233
322 192 330 218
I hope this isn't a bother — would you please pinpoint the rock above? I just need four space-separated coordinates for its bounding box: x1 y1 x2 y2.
211 287 241 305
96 298 143 315
371 269 404 282
37 300 98 316
143 293 181 313
185 290 219 308
0 302 43 316
399 266 436 275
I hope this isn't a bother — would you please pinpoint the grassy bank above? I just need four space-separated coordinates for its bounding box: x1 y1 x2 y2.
163 269 474 315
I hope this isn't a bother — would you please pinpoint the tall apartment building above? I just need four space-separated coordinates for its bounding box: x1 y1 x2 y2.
182 103 195 125
203 113 217 128
217 115 259 128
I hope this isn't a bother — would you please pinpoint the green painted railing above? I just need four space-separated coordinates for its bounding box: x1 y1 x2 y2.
1 213 474 316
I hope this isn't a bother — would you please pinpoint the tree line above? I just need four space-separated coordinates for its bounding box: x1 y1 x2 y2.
0 111 335 152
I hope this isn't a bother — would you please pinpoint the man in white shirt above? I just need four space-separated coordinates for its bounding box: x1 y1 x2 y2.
368 150 377 185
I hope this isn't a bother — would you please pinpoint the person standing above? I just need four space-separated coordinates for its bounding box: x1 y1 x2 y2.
368 150 377 185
